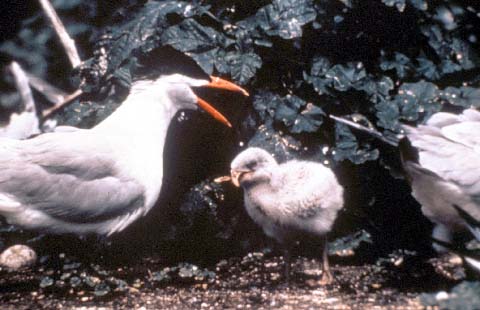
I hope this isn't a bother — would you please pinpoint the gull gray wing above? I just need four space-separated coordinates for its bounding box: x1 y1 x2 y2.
402 111 480 197
0 131 146 225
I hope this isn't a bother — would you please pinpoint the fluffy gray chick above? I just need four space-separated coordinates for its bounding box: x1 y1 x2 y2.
400 109 480 251
230 147 344 284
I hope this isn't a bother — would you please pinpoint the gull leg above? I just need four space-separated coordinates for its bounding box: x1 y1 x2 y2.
319 235 333 285
432 224 453 253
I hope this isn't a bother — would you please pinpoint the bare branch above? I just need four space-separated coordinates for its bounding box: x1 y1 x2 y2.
329 114 399 147
25 71 68 104
9 62 36 113
0 62 40 139
38 0 81 68
42 89 83 119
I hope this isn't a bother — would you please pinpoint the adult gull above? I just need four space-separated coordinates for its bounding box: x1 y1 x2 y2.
330 109 480 252
0 74 248 236
399 109 480 249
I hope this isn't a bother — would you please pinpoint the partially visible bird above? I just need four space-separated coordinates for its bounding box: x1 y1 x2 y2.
444 204 480 275
399 109 480 251
431 214 480 277
0 74 248 236
453 205 480 242
330 109 480 252
230 147 344 284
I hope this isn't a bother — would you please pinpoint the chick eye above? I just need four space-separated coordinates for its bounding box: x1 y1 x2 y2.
246 161 257 170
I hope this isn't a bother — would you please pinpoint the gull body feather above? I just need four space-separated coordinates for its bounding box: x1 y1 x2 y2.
401 109 480 245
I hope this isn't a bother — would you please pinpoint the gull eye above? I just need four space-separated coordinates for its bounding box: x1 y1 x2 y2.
245 161 257 170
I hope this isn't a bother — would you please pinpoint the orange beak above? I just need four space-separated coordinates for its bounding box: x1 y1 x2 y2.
196 76 249 128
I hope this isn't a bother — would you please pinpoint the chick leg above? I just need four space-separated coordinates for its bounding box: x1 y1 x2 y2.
319 235 333 285
283 247 291 283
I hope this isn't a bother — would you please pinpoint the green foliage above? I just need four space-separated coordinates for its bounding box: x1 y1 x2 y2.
2 0 480 291
243 0 317 40
7 0 478 148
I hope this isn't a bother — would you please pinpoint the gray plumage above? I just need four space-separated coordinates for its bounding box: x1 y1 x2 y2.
230 147 344 283
330 110 480 253
400 109 480 249
0 74 244 236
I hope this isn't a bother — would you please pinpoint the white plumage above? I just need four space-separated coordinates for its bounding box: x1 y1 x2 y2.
0 74 247 236
230 147 344 283
331 109 480 254
400 109 480 250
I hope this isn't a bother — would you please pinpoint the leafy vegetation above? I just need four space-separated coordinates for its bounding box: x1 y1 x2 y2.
1 0 480 302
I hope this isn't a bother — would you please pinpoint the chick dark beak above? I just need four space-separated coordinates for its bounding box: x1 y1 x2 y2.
231 170 242 187
230 169 251 187
196 76 249 127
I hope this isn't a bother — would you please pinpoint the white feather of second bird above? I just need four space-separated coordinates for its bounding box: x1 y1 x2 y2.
402 109 480 243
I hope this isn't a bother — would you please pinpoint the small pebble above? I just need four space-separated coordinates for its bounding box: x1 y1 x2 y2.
435 291 449 301
0 244 37 270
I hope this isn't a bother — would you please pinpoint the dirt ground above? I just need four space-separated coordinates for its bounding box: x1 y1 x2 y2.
0 246 466 310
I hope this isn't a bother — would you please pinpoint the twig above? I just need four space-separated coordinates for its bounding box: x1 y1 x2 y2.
25 71 68 104
38 0 81 68
42 89 83 119
9 62 36 113
0 62 40 139
23 70 83 119
329 114 399 147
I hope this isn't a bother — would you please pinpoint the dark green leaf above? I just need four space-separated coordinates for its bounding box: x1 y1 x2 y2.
162 19 223 53
252 0 317 39
416 57 441 80
225 52 262 85
334 123 379 164
290 103 325 133
326 62 368 92
380 52 411 79
440 87 480 108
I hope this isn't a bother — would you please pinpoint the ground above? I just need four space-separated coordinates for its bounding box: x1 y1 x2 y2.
0 246 466 309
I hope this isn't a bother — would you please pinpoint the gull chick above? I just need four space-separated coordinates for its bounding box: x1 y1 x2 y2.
0 74 248 236
230 147 344 284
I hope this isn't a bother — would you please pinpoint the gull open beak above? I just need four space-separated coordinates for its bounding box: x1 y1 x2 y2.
205 76 250 97
196 76 249 128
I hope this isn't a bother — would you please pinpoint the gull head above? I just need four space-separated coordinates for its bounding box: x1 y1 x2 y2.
148 74 249 127
230 147 277 187
157 74 209 110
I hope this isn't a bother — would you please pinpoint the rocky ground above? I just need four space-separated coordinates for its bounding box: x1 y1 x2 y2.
0 245 469 310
